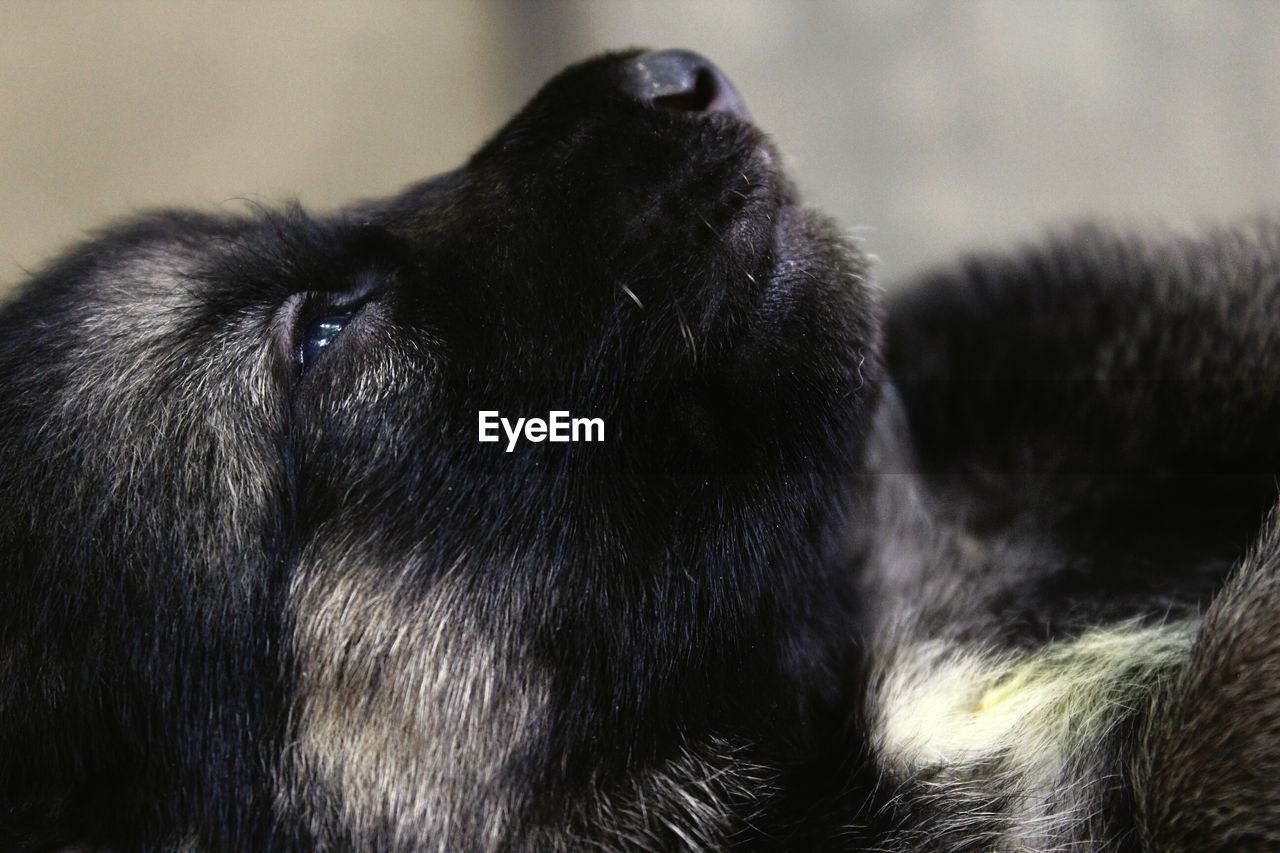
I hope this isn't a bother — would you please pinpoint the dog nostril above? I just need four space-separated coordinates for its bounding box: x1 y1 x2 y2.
628 49 751 121
652 67 719 114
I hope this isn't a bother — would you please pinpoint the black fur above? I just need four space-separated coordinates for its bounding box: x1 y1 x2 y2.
1 50 1277 850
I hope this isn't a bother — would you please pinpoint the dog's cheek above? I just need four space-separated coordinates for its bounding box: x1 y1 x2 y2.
280 543 548 848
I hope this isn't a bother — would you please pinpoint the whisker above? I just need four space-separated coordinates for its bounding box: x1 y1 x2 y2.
619 283 645 310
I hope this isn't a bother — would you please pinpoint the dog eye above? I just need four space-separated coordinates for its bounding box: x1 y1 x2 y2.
297 310 354 372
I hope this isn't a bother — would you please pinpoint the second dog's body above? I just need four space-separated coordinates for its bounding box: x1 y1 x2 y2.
853 222 1280 850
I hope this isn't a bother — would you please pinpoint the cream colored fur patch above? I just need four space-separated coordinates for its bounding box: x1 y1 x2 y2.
876 622 1195 773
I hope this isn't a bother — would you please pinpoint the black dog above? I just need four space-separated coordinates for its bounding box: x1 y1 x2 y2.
0 49 1275 851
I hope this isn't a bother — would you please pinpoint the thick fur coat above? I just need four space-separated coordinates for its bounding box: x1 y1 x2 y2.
0 50 1276 851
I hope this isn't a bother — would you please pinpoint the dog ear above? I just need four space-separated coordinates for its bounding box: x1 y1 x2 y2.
1135 504 1280 851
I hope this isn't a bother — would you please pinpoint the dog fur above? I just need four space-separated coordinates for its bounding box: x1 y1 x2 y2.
1 50 1278 851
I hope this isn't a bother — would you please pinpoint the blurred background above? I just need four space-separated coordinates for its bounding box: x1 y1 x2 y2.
3 1 1280 295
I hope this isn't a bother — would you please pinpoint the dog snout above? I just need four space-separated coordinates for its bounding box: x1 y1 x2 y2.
624 49 750 121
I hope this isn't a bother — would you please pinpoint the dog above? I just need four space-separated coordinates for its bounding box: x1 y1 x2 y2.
0 48 1276 851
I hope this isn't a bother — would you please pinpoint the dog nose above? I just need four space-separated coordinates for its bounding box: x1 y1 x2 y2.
624 50 750 121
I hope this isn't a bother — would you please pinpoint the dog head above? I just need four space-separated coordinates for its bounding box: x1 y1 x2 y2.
0 51 877 848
